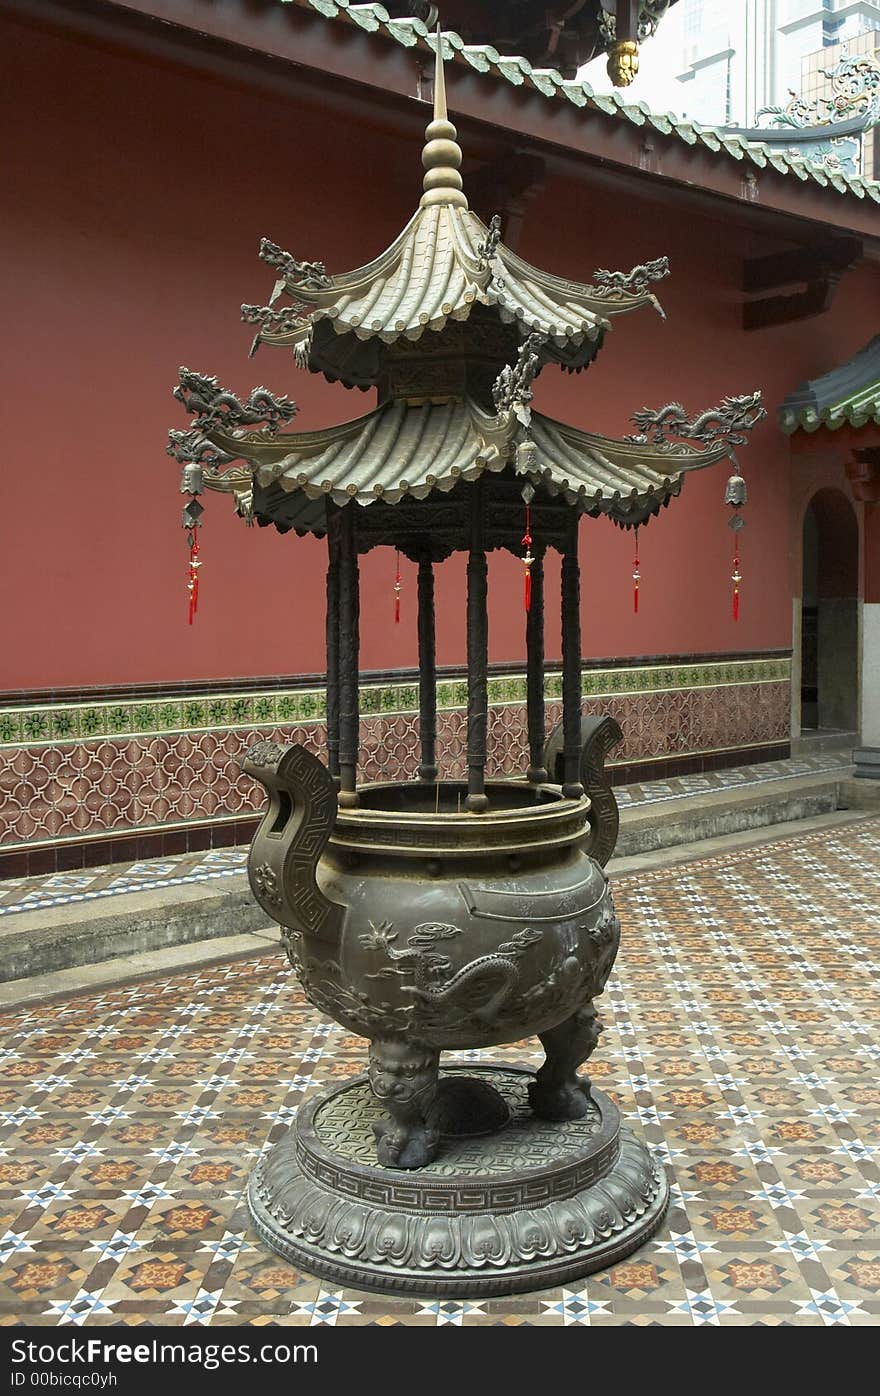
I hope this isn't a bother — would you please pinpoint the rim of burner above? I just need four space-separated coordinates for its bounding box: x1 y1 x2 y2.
329 779 591 858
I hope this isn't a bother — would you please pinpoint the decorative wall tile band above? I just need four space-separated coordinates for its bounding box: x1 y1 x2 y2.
0 663 791 852
0 657 790 749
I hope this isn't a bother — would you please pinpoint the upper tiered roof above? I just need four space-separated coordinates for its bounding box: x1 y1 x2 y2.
240 40 668 389
170 33 764 541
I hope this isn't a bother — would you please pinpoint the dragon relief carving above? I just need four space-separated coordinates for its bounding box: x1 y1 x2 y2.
359 920 542 1029
628 391 766 450
591 255 670 298
172 367 298 434
281 925 416 1037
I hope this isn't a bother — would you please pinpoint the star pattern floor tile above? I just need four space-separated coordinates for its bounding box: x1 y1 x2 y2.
0 816 877 1326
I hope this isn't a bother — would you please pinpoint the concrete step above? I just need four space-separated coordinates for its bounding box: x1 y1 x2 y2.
616 766 851 856
791 729 858 756
0 877 271 985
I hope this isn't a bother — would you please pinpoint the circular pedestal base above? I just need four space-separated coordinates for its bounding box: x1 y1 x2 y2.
247 1066 669 1297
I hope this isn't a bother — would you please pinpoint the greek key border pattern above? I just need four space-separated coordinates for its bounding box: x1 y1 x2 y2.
0 658 791 750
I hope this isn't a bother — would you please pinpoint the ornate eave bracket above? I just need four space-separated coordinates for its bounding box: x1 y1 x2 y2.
627 391 766 452
590 255 670 317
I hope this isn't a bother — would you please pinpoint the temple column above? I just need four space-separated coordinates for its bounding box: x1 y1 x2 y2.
526 549 548 783
325 522 341 783
417 557 438 783
561 511 584 799
466 480 489 812
337 505 360 808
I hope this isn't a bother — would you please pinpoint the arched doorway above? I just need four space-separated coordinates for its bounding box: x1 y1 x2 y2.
800 488 859 735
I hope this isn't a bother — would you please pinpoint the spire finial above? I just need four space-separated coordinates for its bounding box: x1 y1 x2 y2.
420 26 468 210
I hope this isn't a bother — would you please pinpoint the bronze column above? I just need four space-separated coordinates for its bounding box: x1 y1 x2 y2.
526 548 548 783
337 504 360 808
417 557 438 783
561 511 584 799
325 517 341 784
465 480 489 812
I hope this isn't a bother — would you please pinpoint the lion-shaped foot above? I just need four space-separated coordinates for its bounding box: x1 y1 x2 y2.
372 1119 440 1170
528 1076 595 1122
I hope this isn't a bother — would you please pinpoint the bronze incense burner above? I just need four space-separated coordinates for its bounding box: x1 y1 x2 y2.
168 33 762 1293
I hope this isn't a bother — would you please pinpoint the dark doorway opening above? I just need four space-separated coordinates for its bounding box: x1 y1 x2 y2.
800 489 859 734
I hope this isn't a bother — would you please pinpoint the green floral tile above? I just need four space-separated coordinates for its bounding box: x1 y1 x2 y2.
229 697 252 724
207 699 229 726
107 705 131 733
360 689 381 715
134 704 157 732
23 712 49 741
81 707 103 736
297 693 320 719
184 700 205 728
50 710 75 739
253 696 275 723
0 712 21 742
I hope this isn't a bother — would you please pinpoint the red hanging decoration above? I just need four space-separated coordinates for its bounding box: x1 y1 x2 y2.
394 548 402 624
725 468 747 625
632 525 640 614
187 527 201 626
522 503 533 613
732 540 742 622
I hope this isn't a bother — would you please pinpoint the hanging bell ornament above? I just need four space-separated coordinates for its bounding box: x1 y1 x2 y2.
724 474 747 507
180 462 204 495
515 439 538 475
394 548 402 625
725 468 746 621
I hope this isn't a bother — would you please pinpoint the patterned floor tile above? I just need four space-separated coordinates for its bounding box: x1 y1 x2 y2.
0 817 877 1324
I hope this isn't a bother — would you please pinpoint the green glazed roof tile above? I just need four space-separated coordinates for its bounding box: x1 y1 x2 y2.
288 1 880 205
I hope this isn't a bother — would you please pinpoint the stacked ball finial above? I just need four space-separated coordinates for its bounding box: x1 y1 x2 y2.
420 28 468 209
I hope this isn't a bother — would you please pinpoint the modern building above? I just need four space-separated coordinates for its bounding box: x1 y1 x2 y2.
672 0 880 125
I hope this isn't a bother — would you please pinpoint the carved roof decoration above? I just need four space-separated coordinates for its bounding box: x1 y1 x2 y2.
177 373 758 528
285 1 880 205
170 35 766 536
779 333 880 434
241 34 668 388
726 51 880 178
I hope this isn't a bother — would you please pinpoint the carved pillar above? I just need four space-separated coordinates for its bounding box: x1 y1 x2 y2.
417 557 438 783
337 504 360 808
561 511 584 799
526 549 547 783
325 521 341 783
466 479 489 812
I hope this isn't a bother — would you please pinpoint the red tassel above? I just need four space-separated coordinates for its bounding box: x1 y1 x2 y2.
394 548 402 624
633 526 640 614
522 504 533 613
732 544 742 622
187 528 200 626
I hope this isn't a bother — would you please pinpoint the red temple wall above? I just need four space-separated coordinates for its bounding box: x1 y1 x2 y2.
2 15 879 693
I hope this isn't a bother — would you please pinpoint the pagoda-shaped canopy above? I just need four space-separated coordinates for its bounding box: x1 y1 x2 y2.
240 45 668 391
171 31 763 813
